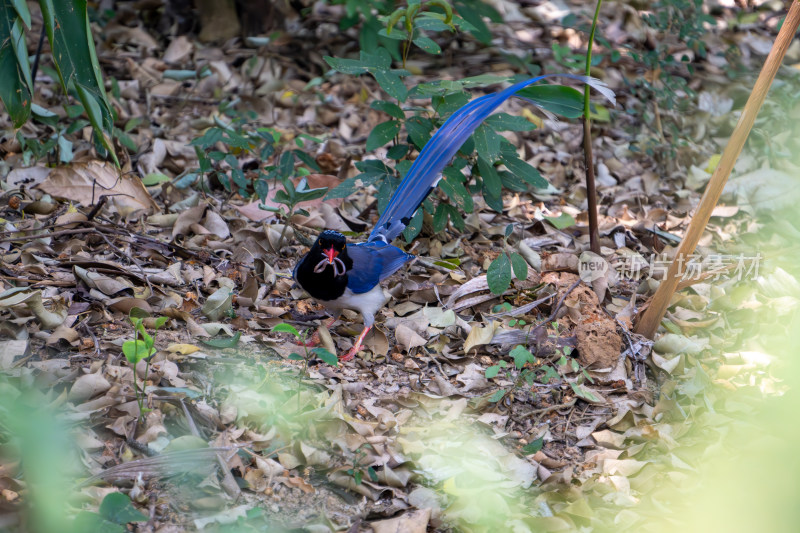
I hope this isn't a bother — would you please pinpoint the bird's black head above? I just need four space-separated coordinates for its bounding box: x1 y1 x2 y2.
307 230 350 279
294 230 352 301
316 230 347 261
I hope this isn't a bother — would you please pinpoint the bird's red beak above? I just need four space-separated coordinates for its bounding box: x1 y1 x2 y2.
323 246 338 264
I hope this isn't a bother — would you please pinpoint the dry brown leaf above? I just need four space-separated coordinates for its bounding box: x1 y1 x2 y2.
370 509 431 533
395 323 427 351
69 373 111 403
36 161 158 215
463 321 500 354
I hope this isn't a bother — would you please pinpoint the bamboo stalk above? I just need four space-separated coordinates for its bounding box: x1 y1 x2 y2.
635 1 800 339
584 0 604 255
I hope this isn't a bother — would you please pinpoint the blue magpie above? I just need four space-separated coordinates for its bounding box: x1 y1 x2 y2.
293 74 614 361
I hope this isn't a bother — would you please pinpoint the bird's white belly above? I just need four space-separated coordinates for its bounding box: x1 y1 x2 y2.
322 285 389 326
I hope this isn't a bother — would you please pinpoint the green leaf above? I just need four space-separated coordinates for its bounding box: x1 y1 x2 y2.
405 116 433 149
541 365 560 382
272 323 301 338
0 7 31 127
515 84 584 119
500 154 547 188
487 253 511 294
510 345 534 369
294 180 328 203
570 382 601 403
377 27 409 40
312 347 338 366
57 135 73 163
433 90 470 116
367 466 379 482
413 35 441 54
373 70 408 102
199 332 242 349
10 0 30 28
544 212 576 229
433 257 461 269
477 158 503 212
355 159 394 176
488 388 506 403
521 437 544 455
325 172 383 199
141 173 171 186
485 365 503 378
415 16 451 32
370 100 405 119
278 151 294 177
510 252 528 281
589 103 611 122
162 69 197 81
485 112 536 132
292 149 321 172
288 353 303 361
402 207 424 242
72 511 125 533
439 168 471 210
323 56 368 75
41 0 117 164
360 48 392 70
366 120 401 151
454 0 493 43
122 339 152 364
432 203 447 233
99 492 147 524
472 124 501 163
386 143 409 160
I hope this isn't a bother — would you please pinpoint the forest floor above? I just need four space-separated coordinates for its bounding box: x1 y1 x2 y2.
1 1 800 532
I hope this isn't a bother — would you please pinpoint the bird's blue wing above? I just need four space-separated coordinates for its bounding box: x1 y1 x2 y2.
345 242 413 294
368 74 615 244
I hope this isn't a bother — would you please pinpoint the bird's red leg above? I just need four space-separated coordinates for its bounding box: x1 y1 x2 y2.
302 317 336 347
340 326 371 362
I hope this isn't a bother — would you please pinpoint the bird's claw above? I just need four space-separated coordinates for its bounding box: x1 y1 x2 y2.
339 348 358 362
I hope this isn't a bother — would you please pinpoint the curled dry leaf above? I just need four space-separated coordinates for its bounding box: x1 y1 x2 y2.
202 287 234 321
46 325 80 346
74 266 133 296
0 288 67 329
463 321 500 354
0 340 29 370
69 372 111 403
166 343 201 355
395 323 427 351
172 204 208 238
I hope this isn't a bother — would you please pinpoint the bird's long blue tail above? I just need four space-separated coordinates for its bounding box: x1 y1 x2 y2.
368 74 615 244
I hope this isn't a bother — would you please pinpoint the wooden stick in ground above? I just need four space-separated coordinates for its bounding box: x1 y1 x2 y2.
635 1 800 339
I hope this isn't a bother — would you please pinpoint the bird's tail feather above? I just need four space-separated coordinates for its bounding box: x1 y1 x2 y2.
368 74 615 243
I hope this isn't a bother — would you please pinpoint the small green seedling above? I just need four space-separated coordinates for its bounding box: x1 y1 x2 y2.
71 492 147 533
487 224 529 295
272 323 338 368
272 322 338 412
122 308 168 416
346 445 379 486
